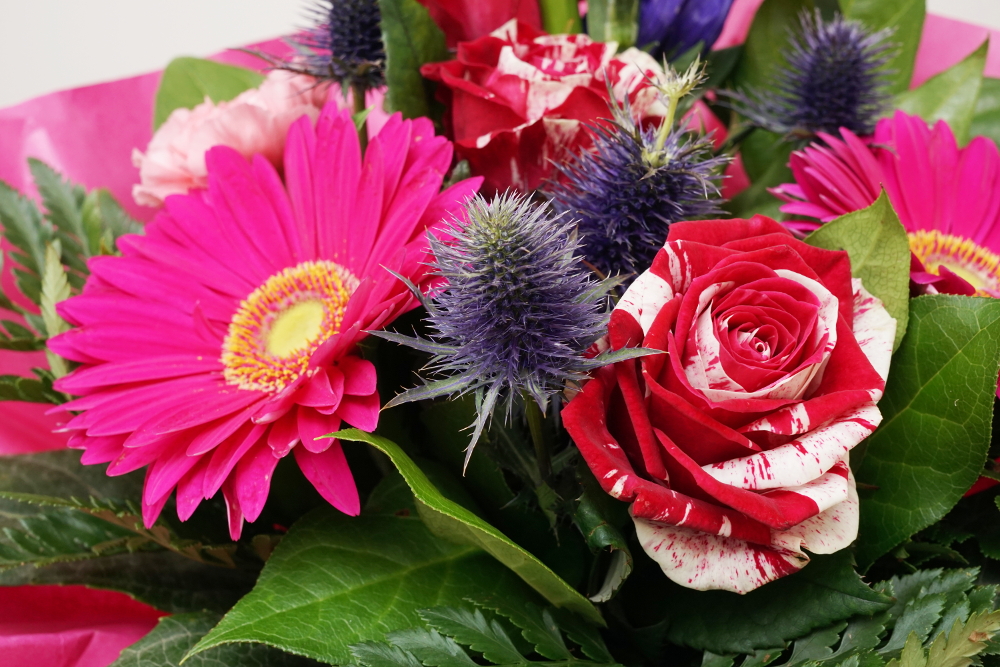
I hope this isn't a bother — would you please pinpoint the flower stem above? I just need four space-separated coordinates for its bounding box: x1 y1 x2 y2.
538 0 583 34
352 83 369 153
523 392 551 482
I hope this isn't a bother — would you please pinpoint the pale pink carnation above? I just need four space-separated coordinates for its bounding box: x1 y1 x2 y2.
132 71 331 207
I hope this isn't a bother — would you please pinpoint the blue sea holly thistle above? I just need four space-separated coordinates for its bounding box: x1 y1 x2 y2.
547 59 727 283
735 10 894 138
266 0 384 144
377 193 654 468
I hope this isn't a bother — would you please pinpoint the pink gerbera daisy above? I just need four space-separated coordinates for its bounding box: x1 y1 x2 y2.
773 110 1000 298
48 103 481 538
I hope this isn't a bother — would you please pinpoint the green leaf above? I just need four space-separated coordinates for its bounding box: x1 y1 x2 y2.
470 598 572 661
895 41 988 146
153 57 264 129
0 179 50 304
28 159 88 276
385 628 479 667
659 551 891 654
724 130 793 220
334 429 603 625
882 595 947 654
969 78 1000 147
0 374 60 403
81 188 143 255
854 296 1000 568
574 463 632 603
805 191 911 349
0 551 255 614
538 0 583 34
839 0 925 95
186 507 550 665
0 507 135 570
380 0 448 121
111 611 321 667
352 641 425 667
786 621 849 666
419 607 526 665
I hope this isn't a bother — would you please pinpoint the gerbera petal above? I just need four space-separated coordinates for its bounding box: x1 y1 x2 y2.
337 393 381 432
296 408 341 454
294 441 360 516
339 356 377 396
235 443 281 523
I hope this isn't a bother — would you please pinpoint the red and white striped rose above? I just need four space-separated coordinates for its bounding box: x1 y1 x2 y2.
563 216 895 593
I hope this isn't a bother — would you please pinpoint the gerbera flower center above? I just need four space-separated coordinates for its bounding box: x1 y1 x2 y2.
908 230 1000 298
221 260 359 393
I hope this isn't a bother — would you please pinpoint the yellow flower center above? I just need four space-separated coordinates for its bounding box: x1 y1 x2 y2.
221 260 359 393
908 230 1000 298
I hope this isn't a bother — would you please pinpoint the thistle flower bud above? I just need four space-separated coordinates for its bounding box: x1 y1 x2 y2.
547 63 727 283
378 193 636 465
275 0 385 92
735 10 894 138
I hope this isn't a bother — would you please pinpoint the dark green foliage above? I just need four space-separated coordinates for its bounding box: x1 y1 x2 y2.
347 600 621 667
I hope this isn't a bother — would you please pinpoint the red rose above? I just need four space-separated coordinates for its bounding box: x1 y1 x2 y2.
563 217 896 593
421 20 666 193
416 0 542 46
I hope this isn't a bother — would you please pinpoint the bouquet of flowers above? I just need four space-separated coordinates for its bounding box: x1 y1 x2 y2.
5 1 1000 666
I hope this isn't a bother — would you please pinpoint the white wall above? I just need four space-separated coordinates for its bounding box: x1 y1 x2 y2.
0 0 997 108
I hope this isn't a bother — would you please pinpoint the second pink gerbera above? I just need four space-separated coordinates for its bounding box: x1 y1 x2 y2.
49 103 481 538
773 110 1000 298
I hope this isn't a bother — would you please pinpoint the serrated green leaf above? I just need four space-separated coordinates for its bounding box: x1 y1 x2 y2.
855 296 1000 568
0 180 50 304
896 41 988 146
574 462 632 603
922 611 1000 667
334 429 603 624
111 610 320 667
969 78 1000 147
28 159 88 275
659 551 891 654
81 188 143 255
186 507 548 665
386 628 478 667
352 641 426 667
839 0 925 95
888 633 927 667
0 374 59 403
703 652 735 667
0 507 135 570
805 191 910 349
40 242 71 376
380 0 448 120
471 597 572 661
787 622 850 666
882 595 947 655
419 607 526 665
153 57 264 129
828 613 891 661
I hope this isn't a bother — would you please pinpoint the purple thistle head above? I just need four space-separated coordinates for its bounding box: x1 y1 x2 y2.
546 82 728 282
277 0 385 91
378 193 616 459
637 0 735 61
736 10 894 137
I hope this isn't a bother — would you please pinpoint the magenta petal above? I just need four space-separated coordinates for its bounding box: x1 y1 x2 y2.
144 447 200 507
141 468 172 529
235 443 281 522
339 356 377 396
294 441 360 515
296 368 344 409
337 393 380 432
203 424 266 499
267 410 301 457
221 476 245 541
176 460 210 522
296 408 341 454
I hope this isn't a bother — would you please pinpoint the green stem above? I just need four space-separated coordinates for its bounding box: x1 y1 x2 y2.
654 93 680 153
352 82 369 154
523 393 551 483
538 0 583 34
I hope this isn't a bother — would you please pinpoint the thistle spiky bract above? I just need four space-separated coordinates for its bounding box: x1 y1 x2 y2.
734 9 895 138
377 193 623 465
546 60 728 282
272 0 385 92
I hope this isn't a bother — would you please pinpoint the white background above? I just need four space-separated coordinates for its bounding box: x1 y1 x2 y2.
0 0 997 108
